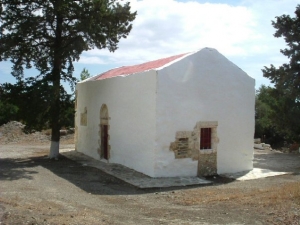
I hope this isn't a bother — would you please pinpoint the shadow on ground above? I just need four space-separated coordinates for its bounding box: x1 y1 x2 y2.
0 158 39 181
0 154 229 195
253 150 300 173
3 149 298 196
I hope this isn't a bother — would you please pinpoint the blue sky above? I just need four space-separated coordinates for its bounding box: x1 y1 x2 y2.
0 0 299 92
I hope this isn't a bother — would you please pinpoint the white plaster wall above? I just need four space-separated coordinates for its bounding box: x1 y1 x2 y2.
76 71 157 177
154 48 255 177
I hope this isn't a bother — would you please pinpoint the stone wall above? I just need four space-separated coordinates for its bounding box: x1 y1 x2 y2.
198 152 217 176
170 131 194 159
169 121 218 176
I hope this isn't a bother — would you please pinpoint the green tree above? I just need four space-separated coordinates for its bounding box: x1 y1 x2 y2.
0 101 18 125
255 84 300 146
262 4 300 144
80 68 91 81
255 85 284 147
0 1 136 158
0 84 19 125
255 86 274 139
0 83 19 125
1 80 75 132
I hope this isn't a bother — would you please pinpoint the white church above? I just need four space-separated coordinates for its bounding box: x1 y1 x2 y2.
75 47 255 178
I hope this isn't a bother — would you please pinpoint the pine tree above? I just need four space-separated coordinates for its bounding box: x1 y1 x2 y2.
80 68 91 81
0 0 136 158
262 4 300 143
262 4 300 100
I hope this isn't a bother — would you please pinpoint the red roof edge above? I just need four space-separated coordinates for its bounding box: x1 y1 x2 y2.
89 52 189 81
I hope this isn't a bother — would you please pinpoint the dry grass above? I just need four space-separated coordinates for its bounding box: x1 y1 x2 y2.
42 129 52 136
0 196 20 207
172 182 300 207
171 182 300 224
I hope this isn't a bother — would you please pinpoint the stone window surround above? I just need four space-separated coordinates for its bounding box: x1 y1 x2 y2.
170 121 218 160
194 121 218 155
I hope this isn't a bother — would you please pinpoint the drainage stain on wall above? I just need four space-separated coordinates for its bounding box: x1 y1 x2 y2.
80 107 87 126
75 125 78 150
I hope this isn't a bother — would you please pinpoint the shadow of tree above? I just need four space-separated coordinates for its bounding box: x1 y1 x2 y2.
0 158 38 181
0 154 219 195
2 149 299 196
39 155 220 195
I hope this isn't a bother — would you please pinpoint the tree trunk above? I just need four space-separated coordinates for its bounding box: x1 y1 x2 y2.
49 1 63 159
49 140 59 158
49 65 61 158
49 75 60 158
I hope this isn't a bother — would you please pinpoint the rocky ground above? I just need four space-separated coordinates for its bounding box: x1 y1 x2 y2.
0 121 299 224
0 121 74 144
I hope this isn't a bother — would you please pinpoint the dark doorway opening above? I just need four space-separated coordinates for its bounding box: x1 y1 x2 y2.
101 125 109 160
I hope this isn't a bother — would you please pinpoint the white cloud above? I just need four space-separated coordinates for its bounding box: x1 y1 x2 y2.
77 0 299 88
122 0 261 57
80 0 258 63
79 56 106 64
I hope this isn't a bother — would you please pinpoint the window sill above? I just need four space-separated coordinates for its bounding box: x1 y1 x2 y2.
199 149 216 154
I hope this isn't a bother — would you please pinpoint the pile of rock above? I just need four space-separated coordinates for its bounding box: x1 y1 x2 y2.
0 121 74 144
281 143 300 153
254 138 272 150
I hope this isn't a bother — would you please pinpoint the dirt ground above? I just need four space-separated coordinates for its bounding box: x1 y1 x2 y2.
0 143 300 225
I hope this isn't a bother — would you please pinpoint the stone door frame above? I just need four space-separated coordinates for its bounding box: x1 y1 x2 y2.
98 104 110 161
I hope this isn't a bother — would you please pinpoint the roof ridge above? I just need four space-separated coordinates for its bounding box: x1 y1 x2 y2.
88 52 190 81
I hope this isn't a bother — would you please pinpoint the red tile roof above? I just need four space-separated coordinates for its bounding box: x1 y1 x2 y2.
90 52 188 81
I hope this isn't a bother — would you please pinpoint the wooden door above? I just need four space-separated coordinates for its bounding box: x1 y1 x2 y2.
101 125 108 160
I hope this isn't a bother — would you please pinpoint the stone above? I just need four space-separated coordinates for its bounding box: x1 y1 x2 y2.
254 138 261 144
254 144 264 150
0 121 74 144
198 152 217 176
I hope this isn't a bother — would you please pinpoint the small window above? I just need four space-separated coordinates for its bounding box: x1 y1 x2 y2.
200 128 211 149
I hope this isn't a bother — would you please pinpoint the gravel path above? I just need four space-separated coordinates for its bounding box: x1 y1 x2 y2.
0 143 300 224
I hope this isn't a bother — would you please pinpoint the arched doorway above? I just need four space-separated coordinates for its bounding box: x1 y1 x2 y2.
99 104 110 160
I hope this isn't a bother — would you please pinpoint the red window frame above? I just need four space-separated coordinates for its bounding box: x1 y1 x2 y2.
200 128 211 149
